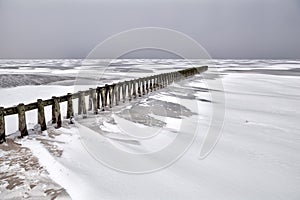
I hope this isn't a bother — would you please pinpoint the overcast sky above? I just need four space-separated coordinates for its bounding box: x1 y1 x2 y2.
0 0 300 59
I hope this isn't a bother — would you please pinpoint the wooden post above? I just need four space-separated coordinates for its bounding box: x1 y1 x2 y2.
52 97 62 128
172 72 175 81
165 74 168 86
92 89 98 114
161 75 164 88
153 76 157 91
88 88 93 111
0 107 6 143
100 87 106 111
156 75 161 90
166 74 169 85
37 99 47 131
66 93 74 119
128 81 132 101
96 87 101 109
168 73 171 85
158 74 163 89
105 84 109 107
149 77 153 92
17 103 28 137
142 78 146 95
82 92 87 118
164 74 167 87
137 79 142 97
122 82 126 103
158 75 162 88
79 92 87 118
115 83 119 105
132 80 137 98
78 92 82 115
145 78 149 94
117 83 121 104
108 85 113 108
111 84 116 106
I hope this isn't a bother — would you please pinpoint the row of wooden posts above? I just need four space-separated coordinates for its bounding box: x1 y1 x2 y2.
0 66 208 143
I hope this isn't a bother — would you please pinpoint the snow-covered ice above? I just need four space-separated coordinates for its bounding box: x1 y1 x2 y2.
1 59 300 200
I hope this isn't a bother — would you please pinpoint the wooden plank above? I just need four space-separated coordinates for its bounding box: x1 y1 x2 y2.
0 107 5 143
25 102 38 111
4 106 17 116
43 99 54 107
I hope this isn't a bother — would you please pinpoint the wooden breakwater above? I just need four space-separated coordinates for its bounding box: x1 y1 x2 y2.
0 66 208 143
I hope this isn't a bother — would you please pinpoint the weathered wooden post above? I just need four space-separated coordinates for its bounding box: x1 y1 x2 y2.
159 75 162 88
0 107 6 143
91 89 98 114
171 72 175 83
142 78 146 95
108 85 113 108
82 92 87 118
145 78 149 94
52 96 62 128
66 93 74 119
96 87 101 109
159 75 163 88
157 75 161 89
114 83 120 105
137 79 142 97
165 74 168 86
78 92 82 115
132 80 137 98
17 103 28 137
165 73 168 86
79 91 87 118
153 76 157 91
117 83 121 104
122 82 126 103
88 88 93 111
112 84 116 106
100 87 106 111
167 73 169 85
149 77 153 92
173 72 175 82
37 99 47 131
105 84 109 107
128 81 132 101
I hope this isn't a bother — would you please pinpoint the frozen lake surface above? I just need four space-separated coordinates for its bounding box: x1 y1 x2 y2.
0 59 300 200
